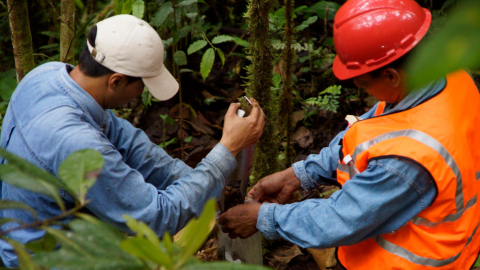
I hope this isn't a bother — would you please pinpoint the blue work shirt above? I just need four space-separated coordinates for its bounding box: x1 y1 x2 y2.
0 62 237 267
257 79 447 248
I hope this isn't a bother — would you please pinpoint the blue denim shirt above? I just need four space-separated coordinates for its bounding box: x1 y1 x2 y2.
257 79 447 248
0 62 237 267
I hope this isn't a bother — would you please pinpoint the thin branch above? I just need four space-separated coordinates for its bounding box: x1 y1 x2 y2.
0 203 86 237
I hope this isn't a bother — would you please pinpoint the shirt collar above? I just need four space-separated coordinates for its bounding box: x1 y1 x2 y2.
384 77 447 114
58 64 107 128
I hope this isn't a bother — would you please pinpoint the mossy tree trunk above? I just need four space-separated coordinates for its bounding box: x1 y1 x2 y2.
280 0 296 165
7 0 35 82
61 0 76 64
244 0 278 184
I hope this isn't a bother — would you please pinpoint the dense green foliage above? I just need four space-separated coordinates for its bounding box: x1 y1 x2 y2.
0 148 270 270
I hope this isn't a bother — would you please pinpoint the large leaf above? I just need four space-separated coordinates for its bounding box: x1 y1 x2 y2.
121 238 173 268
0 148 69 191
175 199 215 267
113 0 124 14
406 0 480 89
181 262 271 270
25 232 57 253
232 36 250 47
33 218 145 270
123 215 161 247
122 0 136 14
174 50 188 66
200 48 215 81
152 2 173 27
187 40 207 55
0 77 17 101
57 149 104 204
0 200 37 219
6 239 37 270
132 0 145 19
0 164 65 211
212 35 234 44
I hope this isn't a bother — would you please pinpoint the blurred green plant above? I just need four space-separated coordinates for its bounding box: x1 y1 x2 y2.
406 0 480 88
0 148 271 270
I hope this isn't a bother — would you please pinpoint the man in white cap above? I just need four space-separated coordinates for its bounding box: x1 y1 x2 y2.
0 14 265 268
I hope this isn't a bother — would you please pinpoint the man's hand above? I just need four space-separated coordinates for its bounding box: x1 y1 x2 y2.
218 203 261 239
220 98 265 157
248 167 302 204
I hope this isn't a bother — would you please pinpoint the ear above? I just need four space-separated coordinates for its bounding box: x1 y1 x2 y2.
107 73 127 91
382 68 402 88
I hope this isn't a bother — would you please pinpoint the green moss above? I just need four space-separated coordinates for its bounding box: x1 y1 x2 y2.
244 0 279 184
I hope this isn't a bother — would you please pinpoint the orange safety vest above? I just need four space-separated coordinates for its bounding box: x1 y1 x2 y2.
336 70 480 269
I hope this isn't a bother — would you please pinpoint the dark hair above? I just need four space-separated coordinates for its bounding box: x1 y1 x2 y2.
78 25 142 85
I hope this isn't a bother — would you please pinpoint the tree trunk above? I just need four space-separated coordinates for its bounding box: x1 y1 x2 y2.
61 0 75 64
7 0 35 82
244 0 278 183
280 0 296 165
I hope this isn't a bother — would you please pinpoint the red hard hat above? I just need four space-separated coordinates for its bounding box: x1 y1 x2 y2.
332 0 431 80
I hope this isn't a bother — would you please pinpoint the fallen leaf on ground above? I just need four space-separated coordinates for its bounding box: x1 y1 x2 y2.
272 245 303 264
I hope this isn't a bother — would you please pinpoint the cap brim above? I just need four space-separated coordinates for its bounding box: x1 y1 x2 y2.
142 66 179 101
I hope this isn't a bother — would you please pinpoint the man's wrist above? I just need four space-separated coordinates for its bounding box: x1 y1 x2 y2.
219 139 239 157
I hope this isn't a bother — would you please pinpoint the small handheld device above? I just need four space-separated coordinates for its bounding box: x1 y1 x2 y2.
236 96 253 117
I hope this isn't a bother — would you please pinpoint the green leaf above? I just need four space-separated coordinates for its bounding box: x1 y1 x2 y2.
6 240 37 270
296 16 317 31
200 48 215 81
38 43 59 50
176 199 215 267
0 200 37 219
322 37 334 46
187 40 208 55
113 0 124 14
184 136 193 143
216 48 225 66
160 114 176 125
132 0 145 19
180 262 271 270
232 36 250 47
475 254 480 267
0 164 66 211
272 73 282 88
33 219 144 270
212 35 234 44
25 232 57 253
177 0 197 6
406 0 480 89
173 25 192 43
152 2 173 27
162 232 173 256
121 238 173 268
123 215 161 247
39 31 59 39
122 0 136 14
57 149 104 204
305 1 339 20
174 50 188 66
158 138 179 148
0 77 17 101
0 218 23 226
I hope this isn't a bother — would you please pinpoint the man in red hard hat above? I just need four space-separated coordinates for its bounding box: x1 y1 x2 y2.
219 0 480 269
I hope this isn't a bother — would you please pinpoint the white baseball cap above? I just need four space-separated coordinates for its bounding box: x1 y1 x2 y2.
87 14 179 101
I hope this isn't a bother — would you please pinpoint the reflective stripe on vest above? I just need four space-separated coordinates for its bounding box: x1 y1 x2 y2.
374 221 479 267
351 129 464 219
